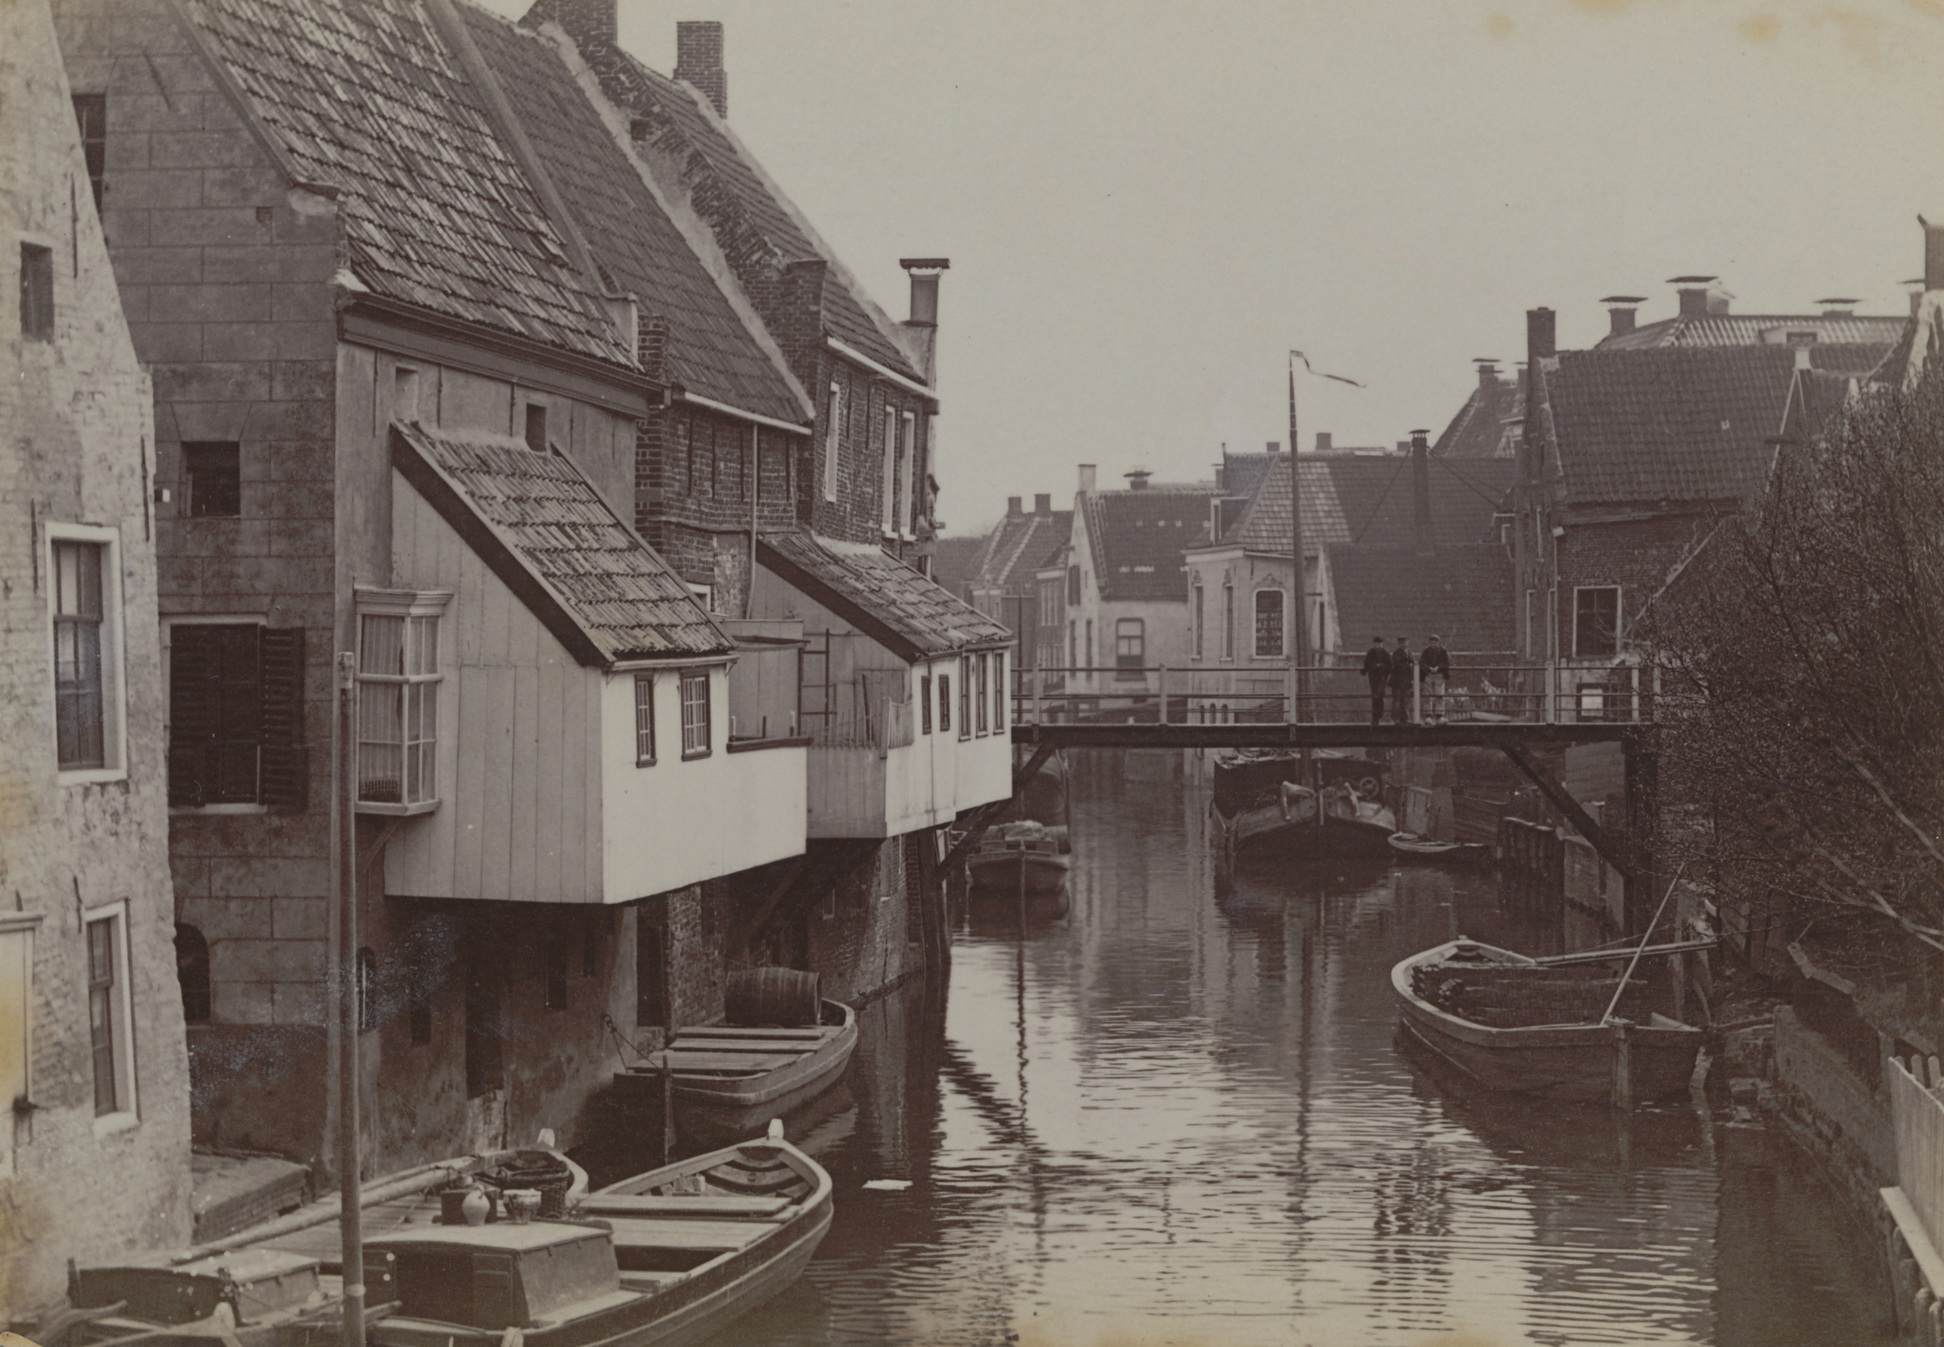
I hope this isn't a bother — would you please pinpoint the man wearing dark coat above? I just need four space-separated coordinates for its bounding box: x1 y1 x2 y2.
1419 634 1452 723
1391 636 1415 724
1361 636 1390 726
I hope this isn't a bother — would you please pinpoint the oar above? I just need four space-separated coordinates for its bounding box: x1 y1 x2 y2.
1601 861 1688 1026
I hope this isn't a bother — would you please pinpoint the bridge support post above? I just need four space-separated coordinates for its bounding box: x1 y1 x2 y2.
1622 729 1660 937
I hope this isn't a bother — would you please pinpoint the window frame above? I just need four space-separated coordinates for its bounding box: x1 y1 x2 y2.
48 523 126 785
1253 588 1286 659
938 671 951 735
72 94 107 212
20 241 54 341
975 653 989 736
680 668 712 760
822 382 844 503
1192 583 1205 661
897 410 916 538
1222 582 1236 661
920 672 933 734
1573 585 1622 661
1115 619 1145 680
633 673 657 766
524 402 549 453
183 441 242 519
354 589 450 816
957 655 972 741
881 404 899 536
992 651 1006 731
0 915 39 1174
83 900 138 1135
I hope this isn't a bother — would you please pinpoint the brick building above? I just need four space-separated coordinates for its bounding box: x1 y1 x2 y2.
966 493 1071 650
0 0 191 1307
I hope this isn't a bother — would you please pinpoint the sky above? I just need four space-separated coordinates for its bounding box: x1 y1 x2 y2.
477 0 1944 539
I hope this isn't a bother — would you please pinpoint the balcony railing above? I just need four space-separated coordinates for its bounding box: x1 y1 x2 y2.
1011 657 1664 728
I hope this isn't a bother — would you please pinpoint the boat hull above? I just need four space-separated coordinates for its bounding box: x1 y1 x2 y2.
1392 940 1702 1104
966 850 1069 894
631 1001 859 1147
1387 832 1493 866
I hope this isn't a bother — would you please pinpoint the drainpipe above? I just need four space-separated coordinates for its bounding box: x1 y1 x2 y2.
745 424 759 618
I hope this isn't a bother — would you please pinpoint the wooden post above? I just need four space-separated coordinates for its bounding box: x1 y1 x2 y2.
1157 664 1168 725
334 651 365 1347
1612 1022 1632 1111
1032 655 1042 726
661 1047 675 1168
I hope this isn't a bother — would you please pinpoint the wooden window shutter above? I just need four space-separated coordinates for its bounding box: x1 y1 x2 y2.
168 625 221 807
259 626 309 810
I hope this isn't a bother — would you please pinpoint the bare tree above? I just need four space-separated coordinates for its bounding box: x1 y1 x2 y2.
1643 361 1944 963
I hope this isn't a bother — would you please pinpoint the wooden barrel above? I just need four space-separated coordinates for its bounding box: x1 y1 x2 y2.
726 967 821 1027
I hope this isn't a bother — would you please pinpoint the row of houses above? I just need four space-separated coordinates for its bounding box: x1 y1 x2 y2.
2 0 1016 1309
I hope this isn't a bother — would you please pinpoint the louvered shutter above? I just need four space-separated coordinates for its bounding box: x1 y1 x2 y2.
167 625 220 807
258 627 308 811
210 625 262 803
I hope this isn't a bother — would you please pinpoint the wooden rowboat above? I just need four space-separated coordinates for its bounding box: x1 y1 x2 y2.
967 821 1070 894
622 1001 858 1147
1393 939 1703 1106
1386 832 1493 866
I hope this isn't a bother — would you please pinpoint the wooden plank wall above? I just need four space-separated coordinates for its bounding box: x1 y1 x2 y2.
1892 1055 1944 1261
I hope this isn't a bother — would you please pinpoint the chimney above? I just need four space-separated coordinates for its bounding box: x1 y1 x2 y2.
1907 279 1927 317
1816 297 1858 319
542 0 616 43
1670 275 1730 317
1078 464 1097 494
1600 295 1644 337
1006 495 1022 517
1473 358 1500 391
1265 441 1281 454
637 311 669 384
1124 469 1152 491
674 21 727 118
1526 307 1556 362
1034 493 1051 514
1314 432 1332 452
1410 430 1433 555
900 259 948 327
1925 215 1944 292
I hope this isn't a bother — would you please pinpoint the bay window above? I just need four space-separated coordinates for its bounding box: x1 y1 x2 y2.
355 589 448 813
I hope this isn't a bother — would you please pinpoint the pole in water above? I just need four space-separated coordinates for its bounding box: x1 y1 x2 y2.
334 651 365 1347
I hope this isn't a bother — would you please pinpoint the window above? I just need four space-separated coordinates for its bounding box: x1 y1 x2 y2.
0 921 32 1161
958 656 971 740
1115 619 1145 679
52 540 107 770
85 906 134 1122
897 411 916 535
680 669 711 758
823 383 844 502
1254 589 1285 658
1085 619 1094 670
356 947 378 1032
976 654 989 735
634 674 656 765
356 593 446 811
1192 583 1206 660
394 366 421 424
634 912 665 1028
169 621 306 809
184 442 241 518
1574 586 1621 660
175 923 210 1025
938 672 951 734
524 403 548 452
992 651 1006 730
73 95 106 212
1067 565 1081 606
881 406 898 535
20 243 53 340
920 674 932 734
1067 620 1075 670
1222 582 1235 660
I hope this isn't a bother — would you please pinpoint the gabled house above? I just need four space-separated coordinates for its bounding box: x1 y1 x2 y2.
1432 361 1525 461
1595 278 1905 371
0 0 191 1305
967 493 1072 644
52 0 811 1178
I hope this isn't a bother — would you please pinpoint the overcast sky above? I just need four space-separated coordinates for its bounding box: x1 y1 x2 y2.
480 0 1944 538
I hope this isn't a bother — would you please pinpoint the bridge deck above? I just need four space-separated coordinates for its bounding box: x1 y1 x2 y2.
1010 721 1639 750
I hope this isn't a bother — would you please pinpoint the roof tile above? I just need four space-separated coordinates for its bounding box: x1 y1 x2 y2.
1084 489 1218 601
761 532 1011 658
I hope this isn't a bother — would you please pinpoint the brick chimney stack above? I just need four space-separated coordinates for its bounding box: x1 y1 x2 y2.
1078 464 1096 494
675 21 727 117
1410 430 1433 555
1601 296 1644 337
1007 496 1022 517
1924 215 1944 292
1034 493 1052 513
1671 275 1730 317
541 0 616 43
1314 432 1332 452
1473 358 1500 391
1526 307 1556 362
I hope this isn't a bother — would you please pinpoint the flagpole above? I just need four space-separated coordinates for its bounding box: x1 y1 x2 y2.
1287 353 1307 724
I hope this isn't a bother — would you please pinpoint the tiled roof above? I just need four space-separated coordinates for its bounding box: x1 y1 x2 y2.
929 536 985 600
1432 370 1525 460
759 532 1011 660
526 2 926 385
393 423 731 663
1543 347 1797 506
1222 457 1350 552
1327 544 1515 655
463 11 809 425
1216 451 1277 500
183 0 630 364
1329 455 1516 549
1084 489 1218 601
969 510 1071 597
1597 313 1905 351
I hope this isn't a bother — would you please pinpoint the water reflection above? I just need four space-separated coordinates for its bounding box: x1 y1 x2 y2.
727 751 1892 1346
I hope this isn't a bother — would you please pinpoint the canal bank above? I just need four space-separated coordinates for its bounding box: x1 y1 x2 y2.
712 750 1895 1345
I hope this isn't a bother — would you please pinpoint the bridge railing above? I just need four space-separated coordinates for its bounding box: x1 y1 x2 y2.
1011 659 1661 728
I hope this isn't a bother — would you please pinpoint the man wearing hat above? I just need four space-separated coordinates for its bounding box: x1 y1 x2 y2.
1420 634 1452 723
1361 636 1390 726
1391 635 1415 724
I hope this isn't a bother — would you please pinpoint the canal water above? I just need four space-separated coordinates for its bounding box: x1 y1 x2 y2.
730 751 1894 1347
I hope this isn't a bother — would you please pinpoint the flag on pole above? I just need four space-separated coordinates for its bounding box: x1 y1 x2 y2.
1290 350 1366 388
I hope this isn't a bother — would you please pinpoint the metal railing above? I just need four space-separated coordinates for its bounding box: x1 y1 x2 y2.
1011 658 1662 727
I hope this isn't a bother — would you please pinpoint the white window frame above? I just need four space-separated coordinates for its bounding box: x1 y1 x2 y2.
354 589 450 816
0 915 40 1175
822 383 844 503
1253 587 1286 659
1192 582 1205 661
1572 585 1622 661
47 523 127 786
83 899 138 1136
633 673 657 766
1221 582 1235 662
680 668 712 760
881 405 898 537
897 411 916 539
991 650 1006 731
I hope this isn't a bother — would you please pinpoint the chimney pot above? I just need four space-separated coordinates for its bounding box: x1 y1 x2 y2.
1474 359 1500 390
1600 296 1644 337
900 258 948 327
1125 469 1152 491
1078 464 1097 494
1034 493 1051 513
1526 307 1556 361
674 21 727 118
1314 432 1331 453
1007 496 1022 517
1924 216 1944 292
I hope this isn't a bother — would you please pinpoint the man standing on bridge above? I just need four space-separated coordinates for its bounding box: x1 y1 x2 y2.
1362 636 1391 726
1420 634 1451 724
1392 635 1415 724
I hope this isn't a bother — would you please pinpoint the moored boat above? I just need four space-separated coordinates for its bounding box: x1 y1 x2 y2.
1320 784 1396 856
965 821 1071 894
619 1000 859 1147
1392 939 1703 1105
1387 832 1493 866
1217 780 1319 852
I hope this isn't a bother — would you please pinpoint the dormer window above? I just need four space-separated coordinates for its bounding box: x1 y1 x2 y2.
525 403 548 452
355 589 450 814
